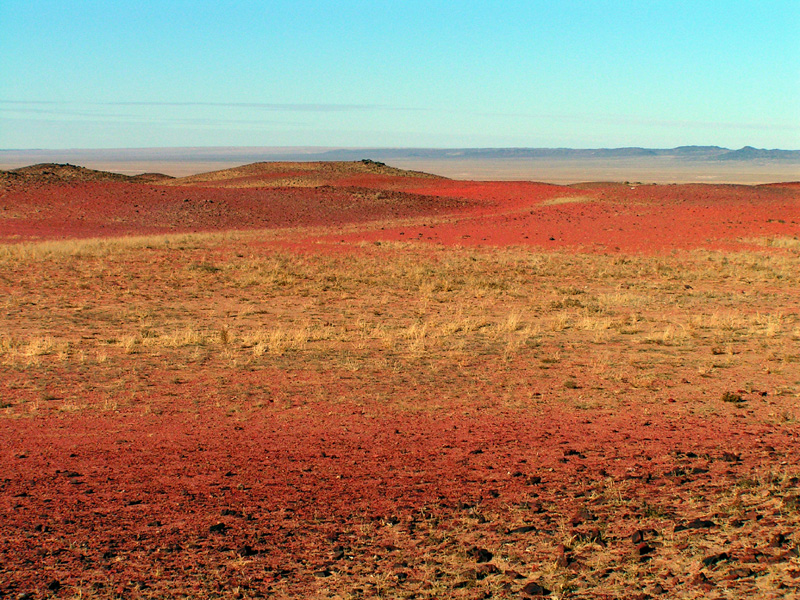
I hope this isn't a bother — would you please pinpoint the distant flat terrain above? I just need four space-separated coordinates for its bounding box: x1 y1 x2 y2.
1 146 798 183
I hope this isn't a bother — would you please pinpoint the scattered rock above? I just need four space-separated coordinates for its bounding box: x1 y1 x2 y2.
468 546 493 563
577 527 604 544
313 568 332 578
701 552 729 567
675 518 715 532
209 523 228 534
507 524 537 535
635 543 654 558
724 567 753 580
47 580 61 592
238 545 256 557
739 549 763 563
652 583 667 594
570 507 594 525
690 572 715 589
721 391 744 403
555 544 571 568
769 533 786 547
476 563 499 579
631 529 646 544
504 569 525 580
520 581 551 596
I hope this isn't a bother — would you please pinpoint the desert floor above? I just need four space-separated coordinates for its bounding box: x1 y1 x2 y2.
1 162 799 599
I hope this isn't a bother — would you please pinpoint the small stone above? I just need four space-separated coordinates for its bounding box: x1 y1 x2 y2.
476 563 499 579
571 507 594 525
504 569 525 580
47 580 61 592
652 583 666 594
313 568 332 578
209 523 228 534
507 524 537 535
635 543 654 557
238 545 256 557
701 552 729 567
685 518 715 530
769 533 786 548
740 549 762 563
690 572 715 589
724 567 753 580
631 529 646 544
555 544 570 568
520 581 551 596
582 527 604 544
468 546 493 563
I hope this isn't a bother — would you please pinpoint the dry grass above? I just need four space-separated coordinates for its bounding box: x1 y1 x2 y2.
540 195 594 206
1 231 798 418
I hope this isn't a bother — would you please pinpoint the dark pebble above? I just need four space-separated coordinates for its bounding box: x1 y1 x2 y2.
209 523 228 534
520 581 551 596
507 525 537 535
701 552 729 567
468 546 493 563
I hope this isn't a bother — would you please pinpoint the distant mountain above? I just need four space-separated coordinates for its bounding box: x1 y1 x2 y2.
315 146 800 162
714 146 800 161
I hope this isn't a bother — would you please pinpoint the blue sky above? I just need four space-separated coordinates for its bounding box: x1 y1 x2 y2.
2 0 798 149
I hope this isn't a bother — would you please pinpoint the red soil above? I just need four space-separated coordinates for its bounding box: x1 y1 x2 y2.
2 168 796 252
320 180 797 253
4 395 798 598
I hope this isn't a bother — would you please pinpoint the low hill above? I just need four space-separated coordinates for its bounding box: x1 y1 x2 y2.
0 163 173 187
166 159 443 188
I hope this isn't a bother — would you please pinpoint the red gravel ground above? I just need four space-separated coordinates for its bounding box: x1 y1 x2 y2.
1 162 799 599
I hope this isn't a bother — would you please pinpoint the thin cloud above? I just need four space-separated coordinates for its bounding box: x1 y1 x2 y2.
0 100 411 113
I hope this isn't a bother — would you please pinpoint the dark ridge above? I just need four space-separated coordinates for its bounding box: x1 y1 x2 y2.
715 147 800 161
10 163 133 183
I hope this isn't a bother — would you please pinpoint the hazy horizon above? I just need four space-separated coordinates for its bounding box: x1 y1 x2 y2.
3 145 798 184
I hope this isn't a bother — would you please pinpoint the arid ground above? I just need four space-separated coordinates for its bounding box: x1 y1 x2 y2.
1 161 799 599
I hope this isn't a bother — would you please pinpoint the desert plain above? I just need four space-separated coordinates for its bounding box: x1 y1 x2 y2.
1 160 799 599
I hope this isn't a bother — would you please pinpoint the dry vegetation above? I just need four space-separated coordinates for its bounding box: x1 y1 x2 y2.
2 233 798 413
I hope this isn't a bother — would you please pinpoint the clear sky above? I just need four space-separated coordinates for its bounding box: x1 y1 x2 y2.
2 0 798 149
